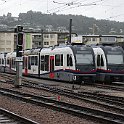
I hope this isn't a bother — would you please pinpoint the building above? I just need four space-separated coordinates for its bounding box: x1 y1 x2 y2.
71 35 124 46
0 30 77 52
32 32 57 48
0 31 14 52
31 32 77 48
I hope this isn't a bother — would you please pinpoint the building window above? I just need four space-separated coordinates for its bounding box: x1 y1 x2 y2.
6 48 11 52
0 33 5 38
33 35 41 39
39 42 41 45
0 48 5 52
6 33 11 37
44 42 49 45
87 38 91 41
50 41 55 46
50 34 55 38
44 34 49 38
92 38 96 41
0 40 5 45
6 41 11 45
101 37 116 42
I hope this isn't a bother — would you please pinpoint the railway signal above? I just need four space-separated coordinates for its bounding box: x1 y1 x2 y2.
14 25 23 88
17 26 23 57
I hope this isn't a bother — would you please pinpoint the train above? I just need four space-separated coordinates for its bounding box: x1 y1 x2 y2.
0 44 124 84
95 45 124 83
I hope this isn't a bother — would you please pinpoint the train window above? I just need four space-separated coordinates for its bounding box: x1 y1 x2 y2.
7 58 9 64
101 55 104 66
35 56 38 65
76 52 93 64
31 56 35 65
45 55 49 71
55 54 60 66
61 54 63 66
12 58 14 68
41 55 49 71
55 54 63 66
67 54 73 66
41 56 45 71
2 59 4 64
97 55 100 66
24 57 28 69
12 59 13 68
0 59 1 64
30 56 37 66
12 58 15 68
22 57 24 69
107 54 123 64
28 56 31 69
13 58 16 68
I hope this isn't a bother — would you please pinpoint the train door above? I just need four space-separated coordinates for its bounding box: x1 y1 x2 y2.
9 58 11 69
93 48 107 70
49 56 54 78
30 56 38 75
24 56 28 75
96 54 105 70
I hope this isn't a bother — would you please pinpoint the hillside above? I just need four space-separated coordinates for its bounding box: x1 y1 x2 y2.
1 10 124 35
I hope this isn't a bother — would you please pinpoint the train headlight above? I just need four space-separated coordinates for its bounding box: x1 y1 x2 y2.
73 75 77 81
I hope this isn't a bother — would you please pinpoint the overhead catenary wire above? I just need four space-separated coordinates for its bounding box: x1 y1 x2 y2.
0 0 124 22
49 0 103 14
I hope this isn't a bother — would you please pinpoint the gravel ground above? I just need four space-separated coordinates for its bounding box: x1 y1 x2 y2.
0 75 100 124
0 94 98 124
0 82 123 115
0 75 123 124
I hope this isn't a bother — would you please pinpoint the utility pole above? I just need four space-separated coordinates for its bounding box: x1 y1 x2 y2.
69 19 72 44
41 29 44 48
15 25 23 88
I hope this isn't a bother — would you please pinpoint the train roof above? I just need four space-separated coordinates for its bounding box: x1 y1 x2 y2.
22 44 94 55
23 48 42 55
0 52 8 54
6 51 16 58
99 45 123 51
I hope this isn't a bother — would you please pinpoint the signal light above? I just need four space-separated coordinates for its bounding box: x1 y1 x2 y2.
17 33 23 45
15 25 23 57
17 25 23 32
17 45 22 57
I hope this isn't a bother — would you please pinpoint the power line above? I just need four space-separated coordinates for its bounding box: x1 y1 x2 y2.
50 0 103 14
0 0 6 5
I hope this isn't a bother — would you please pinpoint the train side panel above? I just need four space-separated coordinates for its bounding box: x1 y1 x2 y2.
92 47 107 82
0 52 7 72
39 47 76 82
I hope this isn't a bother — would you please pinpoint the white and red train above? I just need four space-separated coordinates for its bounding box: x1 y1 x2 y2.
0 44 124 84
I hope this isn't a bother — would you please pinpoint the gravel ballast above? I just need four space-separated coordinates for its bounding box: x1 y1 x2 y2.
0 82 99 124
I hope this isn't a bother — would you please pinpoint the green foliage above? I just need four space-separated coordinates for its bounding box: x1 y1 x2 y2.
2 11 124 34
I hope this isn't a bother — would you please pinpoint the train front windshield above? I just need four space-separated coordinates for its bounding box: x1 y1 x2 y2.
107 51 124 64
75 50 93 64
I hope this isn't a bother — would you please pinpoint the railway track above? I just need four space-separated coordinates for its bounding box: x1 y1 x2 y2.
1 73 124 123
1 72 124 91
93 83 124 91
0 107 38 124
1 73 124 114
0 87 124 124
22 80 124 114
